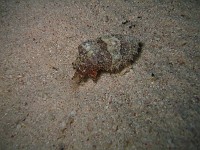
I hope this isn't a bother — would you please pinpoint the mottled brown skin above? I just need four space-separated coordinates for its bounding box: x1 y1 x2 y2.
72 40 112 83
72 34 141 83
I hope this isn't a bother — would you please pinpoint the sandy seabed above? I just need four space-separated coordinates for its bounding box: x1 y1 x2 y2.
0 0 200 149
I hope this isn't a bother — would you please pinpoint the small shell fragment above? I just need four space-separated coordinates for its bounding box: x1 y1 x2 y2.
72 34 142 83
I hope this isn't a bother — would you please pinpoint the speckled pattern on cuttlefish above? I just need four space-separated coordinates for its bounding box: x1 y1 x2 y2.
72 34 142 83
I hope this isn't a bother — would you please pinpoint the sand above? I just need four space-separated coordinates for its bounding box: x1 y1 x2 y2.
0 0 200 149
